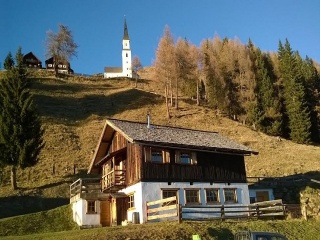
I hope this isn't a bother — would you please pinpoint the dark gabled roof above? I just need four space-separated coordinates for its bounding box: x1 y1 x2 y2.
104 67 123 73
88 118 258 173
107 118 257 155
23 52 42 63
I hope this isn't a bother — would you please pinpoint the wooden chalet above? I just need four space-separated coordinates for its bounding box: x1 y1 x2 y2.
45 57 74 74
23 52 42 68
70 118 258 227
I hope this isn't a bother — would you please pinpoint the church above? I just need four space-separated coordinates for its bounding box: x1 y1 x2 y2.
104 19 132 78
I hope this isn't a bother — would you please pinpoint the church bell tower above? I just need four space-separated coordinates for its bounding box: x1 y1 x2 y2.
122 18 132 77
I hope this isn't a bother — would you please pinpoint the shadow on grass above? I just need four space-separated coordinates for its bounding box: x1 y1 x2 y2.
0 195 69 219
30 78 114 94
207 227 234 240
33 88 163 124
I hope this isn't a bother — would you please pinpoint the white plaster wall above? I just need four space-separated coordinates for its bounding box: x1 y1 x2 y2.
120 182 143 223
120 182 250 223
71 199 101 226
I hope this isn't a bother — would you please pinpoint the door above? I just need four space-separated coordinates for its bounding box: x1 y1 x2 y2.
116 197 129 225
100 200 111 226
256 191 269 202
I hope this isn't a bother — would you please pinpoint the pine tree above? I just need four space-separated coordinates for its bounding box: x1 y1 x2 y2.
0 48 44 190
278 40 311 143
299 56 320 142
247 43 282 135
3 52 14 70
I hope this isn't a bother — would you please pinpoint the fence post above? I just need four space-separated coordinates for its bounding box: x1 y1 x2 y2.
302 204 308 220
256 206 260 219
221 205 225 221
146 201 148 223
178 204 182 223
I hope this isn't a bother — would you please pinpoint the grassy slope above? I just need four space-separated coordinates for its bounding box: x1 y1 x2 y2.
1 216 320 240
0 70 319 238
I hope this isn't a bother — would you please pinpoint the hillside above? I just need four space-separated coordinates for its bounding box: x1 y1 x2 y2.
0 69 319 217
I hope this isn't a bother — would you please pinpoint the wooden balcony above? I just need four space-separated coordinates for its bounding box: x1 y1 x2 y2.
70 178 104 203
142 162 246 183
102 169 126 192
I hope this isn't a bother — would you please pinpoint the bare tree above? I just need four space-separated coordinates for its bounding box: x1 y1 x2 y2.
45 24 78 76
132 55 142 88
153 25 176 118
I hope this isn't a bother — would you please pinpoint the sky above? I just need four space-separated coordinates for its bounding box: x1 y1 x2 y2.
1 0 320 75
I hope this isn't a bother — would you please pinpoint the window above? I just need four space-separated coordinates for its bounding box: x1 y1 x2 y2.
87 200 96 214
128 193 135 209
223 188 237 203
185 189 200 205
180 152 191 164
205 188 220 204
126 53 128 57
151 150 163 163
145 147 166 163
162 189 178 205
176 151 197 165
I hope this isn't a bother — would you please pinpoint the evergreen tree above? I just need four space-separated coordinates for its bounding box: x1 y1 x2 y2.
299 56 320 142
3 52 14 70
278 40 311 143
0 48 44 190
247 44 282 135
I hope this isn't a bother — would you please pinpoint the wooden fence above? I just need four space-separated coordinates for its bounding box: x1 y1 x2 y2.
146 198 287 223
146 196 179 221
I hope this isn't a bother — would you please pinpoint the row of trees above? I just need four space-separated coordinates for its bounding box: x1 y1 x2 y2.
153 26 320 143
0 48 44 190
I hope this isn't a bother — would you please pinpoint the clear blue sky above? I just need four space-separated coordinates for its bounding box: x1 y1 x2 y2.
1 0 320 75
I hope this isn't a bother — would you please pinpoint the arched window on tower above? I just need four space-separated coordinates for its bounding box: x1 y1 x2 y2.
126 53 128 57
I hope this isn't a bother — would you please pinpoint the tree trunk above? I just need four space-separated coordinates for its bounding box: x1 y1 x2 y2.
54 58 58 77
11 165 17 190
165 85 170 119
196 79 200 106
170 79 173 107
175 77 178 110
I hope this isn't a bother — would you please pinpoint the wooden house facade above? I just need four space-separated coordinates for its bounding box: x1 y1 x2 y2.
23 52 42 68
70 118 257 227
45 57 74 74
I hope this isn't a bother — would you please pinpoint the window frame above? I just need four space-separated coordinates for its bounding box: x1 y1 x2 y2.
223 188 238 203
128 192 135 209
205 188 220 205
175 151 197 165
151 149 163 163
184 188 200 205
161 188 179 205
86 200 97 214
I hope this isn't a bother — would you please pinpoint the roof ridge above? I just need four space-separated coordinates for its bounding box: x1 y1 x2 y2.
106 118 219 133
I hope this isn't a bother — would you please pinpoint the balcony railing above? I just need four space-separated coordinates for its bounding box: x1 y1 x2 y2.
70 178 101 198
102 169 126 192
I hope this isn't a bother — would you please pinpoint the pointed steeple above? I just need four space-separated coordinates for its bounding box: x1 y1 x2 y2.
123 17 130 40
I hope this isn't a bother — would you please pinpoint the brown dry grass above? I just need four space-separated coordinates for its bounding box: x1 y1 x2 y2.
0 69 319 199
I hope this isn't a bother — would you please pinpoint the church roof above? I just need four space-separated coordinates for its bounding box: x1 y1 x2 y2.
123 18 130 40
